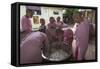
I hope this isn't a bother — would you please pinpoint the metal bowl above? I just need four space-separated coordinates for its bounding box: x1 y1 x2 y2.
41 43 72 62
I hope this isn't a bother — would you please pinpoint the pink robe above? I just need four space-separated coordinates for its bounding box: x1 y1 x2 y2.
20 32 48 64
75 21 89 60
63 28 73 46
47 23 57 43
47 22 57 29
21 15 32 32
56 21 63 29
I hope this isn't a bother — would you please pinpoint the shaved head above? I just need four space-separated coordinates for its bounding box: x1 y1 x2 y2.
73 12 84 23
26 9 33 18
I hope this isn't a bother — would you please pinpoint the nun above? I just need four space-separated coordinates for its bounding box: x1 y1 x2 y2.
20 32 49 64
39 18 46 33
20 8 33 41
46 17 57 43
21 9 33 33
56 16 63 29
72 12 89 60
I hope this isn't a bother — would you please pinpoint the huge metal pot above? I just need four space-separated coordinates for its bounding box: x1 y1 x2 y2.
41 42 72 62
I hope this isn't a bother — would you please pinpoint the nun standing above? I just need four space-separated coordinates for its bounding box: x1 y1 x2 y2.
20 9 33 41
72 12 89 60
56 16 63 29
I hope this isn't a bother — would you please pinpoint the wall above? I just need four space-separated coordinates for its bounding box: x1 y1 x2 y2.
20 6 26 31
20 6 64 31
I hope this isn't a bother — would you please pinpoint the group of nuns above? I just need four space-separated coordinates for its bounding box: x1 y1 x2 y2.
20 9 91 64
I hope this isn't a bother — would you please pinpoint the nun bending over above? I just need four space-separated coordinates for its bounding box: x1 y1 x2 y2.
20 31 49 64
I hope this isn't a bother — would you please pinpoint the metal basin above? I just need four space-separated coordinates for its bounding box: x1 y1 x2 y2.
41 43 72 62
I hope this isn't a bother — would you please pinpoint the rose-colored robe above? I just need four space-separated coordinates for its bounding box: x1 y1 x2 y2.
75 21 89 60
20 32 48 64
47 22 57 29
47 23 57 43
56 21 63 29
63 28 73 46
21 15 32 32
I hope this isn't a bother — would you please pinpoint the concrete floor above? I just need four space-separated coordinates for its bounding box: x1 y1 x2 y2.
85 39 96 60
